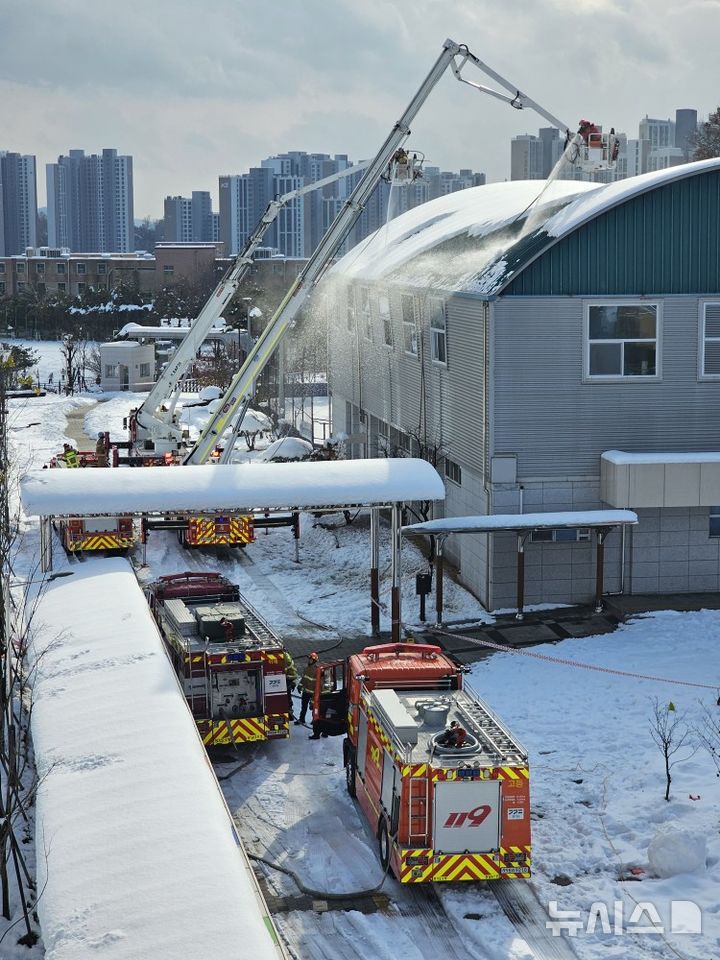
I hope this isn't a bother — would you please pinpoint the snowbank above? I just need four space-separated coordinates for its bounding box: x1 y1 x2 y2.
648 828 707 879
30 558 283 960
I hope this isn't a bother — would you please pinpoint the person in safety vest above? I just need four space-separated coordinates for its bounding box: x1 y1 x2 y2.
61 443 79 468
283 650 298 720
295 651 319 727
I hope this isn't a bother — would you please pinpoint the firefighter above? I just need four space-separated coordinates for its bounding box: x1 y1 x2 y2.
437 720 467 749
283 650 298 720
295 651 319 726
61 443 79 468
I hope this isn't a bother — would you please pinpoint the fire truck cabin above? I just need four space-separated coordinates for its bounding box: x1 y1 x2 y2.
147 572 289 747
333 643 530 883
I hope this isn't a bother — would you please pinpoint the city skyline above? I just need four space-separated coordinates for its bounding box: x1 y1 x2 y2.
2 1 719 218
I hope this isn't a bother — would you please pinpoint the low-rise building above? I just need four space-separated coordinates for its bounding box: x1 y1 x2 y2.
100 340 155 391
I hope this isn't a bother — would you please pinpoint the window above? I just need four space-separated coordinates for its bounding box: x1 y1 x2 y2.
379 293 392 346
530 528 591 543
17 281 25 291
35 261 45 274
401 294 418 355
445 458 462 486
76 262 86 275
57 282 66 292
358 287 372 340
163 264 174 275
139 363 151 377
710 507 720 538
0 282 5 294
105 364 120 378
16 263 25 275
346 299 355 332
77 282 86 293
97 263 107 275
0 263 5 274
429 298 447 365
700 303 720 378
586 303 658 378
56 262 66 275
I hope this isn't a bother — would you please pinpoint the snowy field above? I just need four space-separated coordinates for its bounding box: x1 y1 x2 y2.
5 341 720 959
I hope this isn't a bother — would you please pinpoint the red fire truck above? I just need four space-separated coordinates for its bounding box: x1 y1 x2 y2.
147 571 290 747
315 643 531 883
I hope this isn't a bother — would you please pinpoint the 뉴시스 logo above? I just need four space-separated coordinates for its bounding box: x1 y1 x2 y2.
443 805 492 828
546 899 702 937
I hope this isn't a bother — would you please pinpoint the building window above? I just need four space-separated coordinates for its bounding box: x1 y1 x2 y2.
57 262 66 275
76 262 86 275
16 263 25 275
163 264 174 275
77 283 86 294
105 364 119 378
0 282 5 294
358 287 372 340
585 303 659 378
16 281 25 291
379 293 392 346
57 282 66 292
429 298 447 365
97 263 107 275
530 528 591 543
35 261 45 274
709 507 720 538
445 458 462 486
0 263 5 274
700 302 720 378
139 362 151 377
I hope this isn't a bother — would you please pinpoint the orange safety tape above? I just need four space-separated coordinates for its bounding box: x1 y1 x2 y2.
435 629 719 690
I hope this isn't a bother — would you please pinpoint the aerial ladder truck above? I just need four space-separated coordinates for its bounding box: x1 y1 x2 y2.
127 160 373 459
182 38 618 466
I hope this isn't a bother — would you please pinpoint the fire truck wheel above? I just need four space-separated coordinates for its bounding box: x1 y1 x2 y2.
345 752 357 798
378 818 392 874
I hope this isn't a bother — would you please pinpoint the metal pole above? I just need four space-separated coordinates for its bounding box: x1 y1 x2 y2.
391 503 402 643
435 536 445 625
293 511 300 565
515 532 526 620
595 530 606 613
40 517 52 572
370 507 380 635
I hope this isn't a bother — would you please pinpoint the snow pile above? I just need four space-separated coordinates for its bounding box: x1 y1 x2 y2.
198 384 223 401
29 558 280 960
648 828 707 879
260 437 313 461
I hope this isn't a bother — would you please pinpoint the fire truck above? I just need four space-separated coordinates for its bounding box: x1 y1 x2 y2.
315 643 530 883
147 571 290 747
49 433 135 554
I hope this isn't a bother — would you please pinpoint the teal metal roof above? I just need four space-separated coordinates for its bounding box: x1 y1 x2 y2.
486 158 720 297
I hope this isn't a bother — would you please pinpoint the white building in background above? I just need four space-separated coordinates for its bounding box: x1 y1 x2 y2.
99 340 155 392
510 135 545 180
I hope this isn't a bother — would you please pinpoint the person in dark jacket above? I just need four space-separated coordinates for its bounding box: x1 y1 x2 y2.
296 652 319 726
283 650 298 720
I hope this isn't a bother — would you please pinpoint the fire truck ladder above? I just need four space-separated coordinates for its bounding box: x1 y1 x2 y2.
455 690 528 765
186 640 211 718
238 596 282 648
408 773 430 846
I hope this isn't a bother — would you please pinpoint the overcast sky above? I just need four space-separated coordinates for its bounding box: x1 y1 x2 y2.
3 0 720 219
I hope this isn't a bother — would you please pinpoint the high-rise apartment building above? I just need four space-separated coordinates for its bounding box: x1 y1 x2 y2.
163 191 215 244
0 151 37 256
675 109 698 161
47 148 134 252
510 135 545 180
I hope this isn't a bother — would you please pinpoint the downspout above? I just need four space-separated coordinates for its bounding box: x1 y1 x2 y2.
484 299 492 609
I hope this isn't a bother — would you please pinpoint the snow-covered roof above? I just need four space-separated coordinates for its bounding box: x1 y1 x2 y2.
404 510 638 535
602 449 720 465
20 458 445 516
30 558 284 960
330 158 720 298
116 322 231 340
330 179 596 290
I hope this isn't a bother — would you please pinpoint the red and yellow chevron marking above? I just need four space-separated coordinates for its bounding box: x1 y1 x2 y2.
68 534 134 551
262 652 283 664
186 516 254 546
401 763 428 778
198 716 267 746
494 766 530 781
264 714 290 739
399 850 502 883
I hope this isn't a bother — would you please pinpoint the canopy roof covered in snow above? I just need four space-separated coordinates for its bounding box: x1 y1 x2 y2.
20 458 445 517
404 509 638 535
116 322 231 340
30 558 285 960
330 158 720 297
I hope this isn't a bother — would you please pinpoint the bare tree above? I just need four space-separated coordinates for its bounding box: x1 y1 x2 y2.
695 699 720 780
649 699 697 802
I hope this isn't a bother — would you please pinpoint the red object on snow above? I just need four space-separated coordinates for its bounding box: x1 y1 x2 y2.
629 867 645 876
689 794 701 801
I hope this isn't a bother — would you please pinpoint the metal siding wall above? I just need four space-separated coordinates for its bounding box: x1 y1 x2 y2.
506 171 720 297
493 296 720 478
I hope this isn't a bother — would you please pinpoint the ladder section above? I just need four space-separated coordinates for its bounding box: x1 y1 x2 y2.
407 774 430 846
456 692 527 766
185 645 210 717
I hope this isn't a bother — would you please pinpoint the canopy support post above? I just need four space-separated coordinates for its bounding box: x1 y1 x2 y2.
391 503 402 643
40 517 53 573
435 535 445 625
595 528 608 613
370 507 380 636
515 532 529 620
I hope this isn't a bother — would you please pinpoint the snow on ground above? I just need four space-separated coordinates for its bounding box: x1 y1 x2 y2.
469 612 720 959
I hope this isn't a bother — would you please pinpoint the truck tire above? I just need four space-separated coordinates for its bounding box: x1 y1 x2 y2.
345 749 357 798
378 817 392 874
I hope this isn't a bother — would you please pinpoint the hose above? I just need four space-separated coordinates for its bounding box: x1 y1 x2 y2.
248 846 392 901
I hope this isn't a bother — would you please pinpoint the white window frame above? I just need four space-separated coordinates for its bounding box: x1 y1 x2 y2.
583 300 661 381
358 287 372 341
401 293 418 357
699 301 720 380
429 297 447 366
445 458 462 486
530 528 591 543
